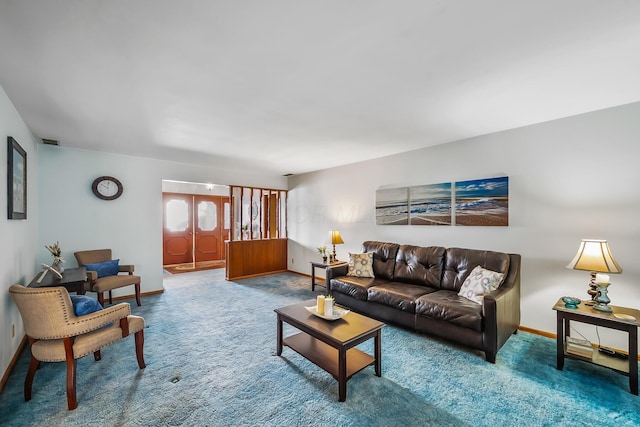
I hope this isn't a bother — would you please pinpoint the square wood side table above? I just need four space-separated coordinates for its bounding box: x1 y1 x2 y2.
27 267 88 295
310 261 347 292
553 298 639 395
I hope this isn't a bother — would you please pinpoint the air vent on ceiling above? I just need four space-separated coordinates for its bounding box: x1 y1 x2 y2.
42 138 59 146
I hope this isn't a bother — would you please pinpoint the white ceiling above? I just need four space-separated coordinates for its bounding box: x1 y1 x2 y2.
1 1 639 175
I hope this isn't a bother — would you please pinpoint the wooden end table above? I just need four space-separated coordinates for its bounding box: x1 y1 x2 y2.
310 261 347 292
553 298 639 395
28 267 88 295
275 300 385 401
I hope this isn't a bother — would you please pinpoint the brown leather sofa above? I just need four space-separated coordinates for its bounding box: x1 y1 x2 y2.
327 241 521 363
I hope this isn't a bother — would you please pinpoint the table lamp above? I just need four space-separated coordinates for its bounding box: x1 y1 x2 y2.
328 230 344 262
566 239 622 305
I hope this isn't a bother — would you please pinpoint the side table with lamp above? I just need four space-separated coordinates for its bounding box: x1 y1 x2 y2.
310 230 347 292
553 298 639 395
557 239 638 395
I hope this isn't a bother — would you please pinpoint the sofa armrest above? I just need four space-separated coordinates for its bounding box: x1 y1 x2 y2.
482 253 521 361
325 263 349 294
326 263 349 281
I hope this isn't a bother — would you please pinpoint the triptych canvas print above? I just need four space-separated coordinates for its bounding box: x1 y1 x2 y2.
376 176 508 226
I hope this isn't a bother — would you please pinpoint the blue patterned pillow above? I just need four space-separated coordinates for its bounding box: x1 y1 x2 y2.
84 259 120 278
70 295 104 316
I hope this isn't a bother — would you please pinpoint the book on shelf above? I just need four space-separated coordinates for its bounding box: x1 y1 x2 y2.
565 336 594 358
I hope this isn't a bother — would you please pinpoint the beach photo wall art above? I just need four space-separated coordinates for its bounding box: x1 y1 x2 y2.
376 176 508 226
375 187 409 225
409 183 452 225
454 176 509 226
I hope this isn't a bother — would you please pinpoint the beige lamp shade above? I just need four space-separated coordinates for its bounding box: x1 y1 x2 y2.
329 230 344 245
566 239 622 273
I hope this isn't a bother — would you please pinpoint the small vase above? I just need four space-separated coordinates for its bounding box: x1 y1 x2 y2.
52 259 65 274
322 256 328 263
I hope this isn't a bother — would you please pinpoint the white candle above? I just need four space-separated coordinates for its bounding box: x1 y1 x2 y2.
595 273 610 284
324 297 334 317
317 295 325 314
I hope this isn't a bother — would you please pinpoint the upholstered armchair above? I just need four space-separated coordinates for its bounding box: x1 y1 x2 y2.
9 284 146 410
74 249 142 306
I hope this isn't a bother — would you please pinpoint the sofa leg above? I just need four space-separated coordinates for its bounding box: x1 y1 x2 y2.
485 352 496 363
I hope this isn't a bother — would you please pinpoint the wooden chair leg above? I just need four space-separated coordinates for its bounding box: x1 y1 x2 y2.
108 290 113 305
94 350 101 361
24 354 39 402
134 330 146 369
97 292 105 307
63 337 78 410
135 283 141 306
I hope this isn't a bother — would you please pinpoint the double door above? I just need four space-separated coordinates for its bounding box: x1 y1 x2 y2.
162 193 230 266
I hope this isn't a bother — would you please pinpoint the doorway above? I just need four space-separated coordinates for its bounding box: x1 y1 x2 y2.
162 192 230 272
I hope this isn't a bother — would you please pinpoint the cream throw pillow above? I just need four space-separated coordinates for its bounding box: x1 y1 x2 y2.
347 252 375 278
458 265 505 304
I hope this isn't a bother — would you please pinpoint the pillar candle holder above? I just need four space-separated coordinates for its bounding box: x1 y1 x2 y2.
593 282 612 313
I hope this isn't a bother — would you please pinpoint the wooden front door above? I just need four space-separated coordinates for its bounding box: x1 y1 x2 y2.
163 193 193 265
163 193 230 266
194 195 229 262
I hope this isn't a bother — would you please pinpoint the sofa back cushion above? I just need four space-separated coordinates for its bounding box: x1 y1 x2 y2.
362 241 400 280
393 245 445 287
441 247 510 292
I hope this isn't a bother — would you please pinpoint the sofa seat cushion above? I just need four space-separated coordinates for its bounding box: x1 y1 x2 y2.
415 290 483 331
367 282 437 313
330 276 386 301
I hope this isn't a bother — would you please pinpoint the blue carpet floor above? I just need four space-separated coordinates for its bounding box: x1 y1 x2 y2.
1 269 639 426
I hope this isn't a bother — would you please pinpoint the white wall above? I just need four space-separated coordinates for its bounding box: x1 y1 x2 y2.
0 86 39 378
287 102 640 352
37 146 287 298
2 117 286 382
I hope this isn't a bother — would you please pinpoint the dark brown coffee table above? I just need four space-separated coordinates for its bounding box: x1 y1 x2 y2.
275 300 385 401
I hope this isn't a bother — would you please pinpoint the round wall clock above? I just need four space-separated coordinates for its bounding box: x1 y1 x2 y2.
91 176 124 200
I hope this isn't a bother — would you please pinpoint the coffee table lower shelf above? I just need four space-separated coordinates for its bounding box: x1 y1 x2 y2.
283 332 376 380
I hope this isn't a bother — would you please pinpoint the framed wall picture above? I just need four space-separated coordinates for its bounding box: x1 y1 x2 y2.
454 176 508 226
375 187 408 225
409 182 452 225
7 136 27 219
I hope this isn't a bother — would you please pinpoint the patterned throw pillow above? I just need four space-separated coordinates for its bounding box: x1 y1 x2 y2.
347 252 375 278
458 265 505 304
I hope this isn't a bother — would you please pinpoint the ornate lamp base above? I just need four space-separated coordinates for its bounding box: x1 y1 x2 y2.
584 272 598 306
